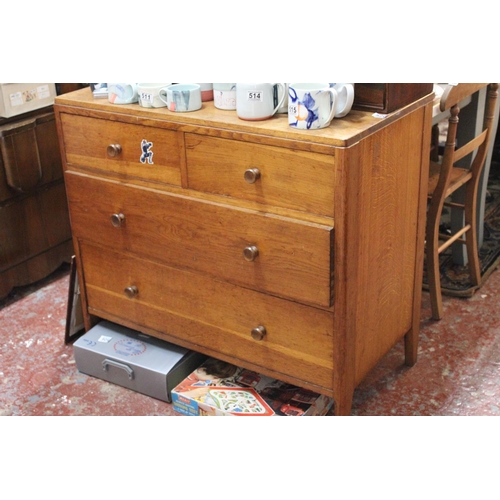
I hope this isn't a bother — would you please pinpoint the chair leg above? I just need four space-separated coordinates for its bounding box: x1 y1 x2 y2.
465 190 482 286
426 217 444 320
430 124 440 161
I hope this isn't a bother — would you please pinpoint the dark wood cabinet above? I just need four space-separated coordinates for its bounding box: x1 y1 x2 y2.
353 83 434 113
0 109 73 299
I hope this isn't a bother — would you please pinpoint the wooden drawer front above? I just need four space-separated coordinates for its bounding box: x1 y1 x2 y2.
1 112 62 202
66 173 333 307
60 113 182 186
0 182 71 272
81 242 334 390
185 134 335 217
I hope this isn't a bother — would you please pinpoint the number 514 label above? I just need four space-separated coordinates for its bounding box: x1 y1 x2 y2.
246 90 263 101
139 92 153 103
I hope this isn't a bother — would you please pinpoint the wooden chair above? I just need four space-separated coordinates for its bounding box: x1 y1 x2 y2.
426 83 499 320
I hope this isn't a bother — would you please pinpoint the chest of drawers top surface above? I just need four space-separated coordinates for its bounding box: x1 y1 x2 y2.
54 88 433 148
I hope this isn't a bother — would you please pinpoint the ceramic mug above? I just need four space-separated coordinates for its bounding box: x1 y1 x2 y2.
329 83 355 117
276 83 289 113
236 82 286 121
213 83 237 110
159 83 202 112
196 83 214 101
137 83 172 108
288 83 337 130
108 83 138 104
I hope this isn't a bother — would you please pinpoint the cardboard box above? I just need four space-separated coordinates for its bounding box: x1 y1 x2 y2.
0 83 56 118
172 357 334 416
73 320 206 402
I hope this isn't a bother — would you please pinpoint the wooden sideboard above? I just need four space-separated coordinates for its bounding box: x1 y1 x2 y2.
54 88 433 415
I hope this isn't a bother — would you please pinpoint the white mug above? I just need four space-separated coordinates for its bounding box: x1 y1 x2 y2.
276 83 289 113
159 83 202 112
288 83 337 130
108 83 138 104
329 83 355 117
236 82 286 121
213 83 237 110
137 83 172 108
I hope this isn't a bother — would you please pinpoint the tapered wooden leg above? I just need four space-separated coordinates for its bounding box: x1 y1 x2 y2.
334 390 354 416
465 190 482 286
426 219 444 320
404 328 418 366
466 231 481 286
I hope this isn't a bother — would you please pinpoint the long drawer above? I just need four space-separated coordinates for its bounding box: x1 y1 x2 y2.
185 134 335 217
59 113 182 186
80 241 335 390
65 172 334 307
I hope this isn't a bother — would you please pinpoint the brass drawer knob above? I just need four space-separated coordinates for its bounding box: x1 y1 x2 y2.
124 286 138 299
107 144 122 157
110 213 126 227
251 325 266 341
243 245 259 261
244 168 261 184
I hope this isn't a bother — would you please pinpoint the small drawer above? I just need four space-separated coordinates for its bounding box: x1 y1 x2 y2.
80 241 335 390
60 113 182 186
185 134 335 217
65 172 334 308
0 112 62 201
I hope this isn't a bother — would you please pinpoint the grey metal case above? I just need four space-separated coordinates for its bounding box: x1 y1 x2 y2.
73 320 206 402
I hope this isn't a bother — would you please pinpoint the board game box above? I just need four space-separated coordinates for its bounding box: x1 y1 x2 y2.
171 357 334 416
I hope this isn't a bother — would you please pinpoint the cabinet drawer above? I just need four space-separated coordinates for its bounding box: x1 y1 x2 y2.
80 241 334 390
65 172 334 307
0 181 71 272
1 112 62 202
60 113 182 186
185 134 335 217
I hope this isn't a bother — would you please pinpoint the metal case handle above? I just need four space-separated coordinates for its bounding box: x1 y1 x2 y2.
102 359 134 380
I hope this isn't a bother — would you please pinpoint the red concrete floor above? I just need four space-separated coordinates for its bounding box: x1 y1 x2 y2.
1 263 499 416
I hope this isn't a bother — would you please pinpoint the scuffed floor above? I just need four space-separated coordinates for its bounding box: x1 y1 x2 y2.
1 263 499 416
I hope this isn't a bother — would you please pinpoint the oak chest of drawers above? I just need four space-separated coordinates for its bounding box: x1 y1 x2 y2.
55 88 433 415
